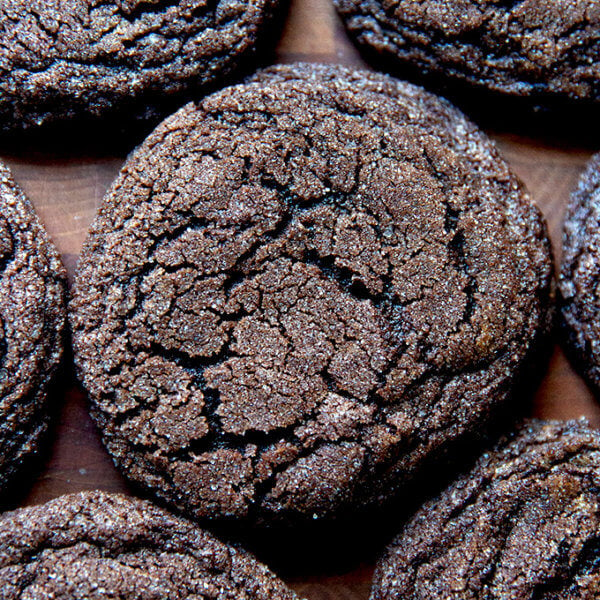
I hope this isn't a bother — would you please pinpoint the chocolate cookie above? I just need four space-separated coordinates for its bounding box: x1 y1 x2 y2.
334 0 600 103
561 154 600 392
70 62 553 523
0 161 66 496
372 419 600 600
0 490 298 599
0 0 281 133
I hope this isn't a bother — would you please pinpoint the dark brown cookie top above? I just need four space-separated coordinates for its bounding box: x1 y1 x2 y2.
0 491 298 599
0 161 66 496
70 62 553 523
334 0 600 102
372 419 600 600
561 154 600 392
0 0 280 133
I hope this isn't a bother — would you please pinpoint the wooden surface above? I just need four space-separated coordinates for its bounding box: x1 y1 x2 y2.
1 0 600 597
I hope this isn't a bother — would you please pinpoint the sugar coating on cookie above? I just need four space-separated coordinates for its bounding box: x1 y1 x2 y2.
372 419 600 600
0 0 281 132
334 0 600 102
71 63 553 523
561 153 600 391
0 161 66 496
0 491 298 599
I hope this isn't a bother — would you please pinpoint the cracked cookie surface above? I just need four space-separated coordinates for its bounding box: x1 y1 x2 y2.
334 0 600 102
0 161 66 497
0 490 298 599
70 62 553 523
372 419 600 600
560 154 600 393
0 0 281 133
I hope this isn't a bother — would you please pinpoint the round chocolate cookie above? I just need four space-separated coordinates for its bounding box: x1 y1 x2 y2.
0 490 298 599
334 0 600 103
561 154 600 393
0 161 66 496
70 63 553 523
0 0 281 133
372 419 600 600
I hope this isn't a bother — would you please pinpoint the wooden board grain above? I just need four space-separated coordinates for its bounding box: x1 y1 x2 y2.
1 0 599 597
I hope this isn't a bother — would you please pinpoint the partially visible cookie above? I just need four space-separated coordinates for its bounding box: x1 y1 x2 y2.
0 0 281 133
334 0 600 103
0 161 66 496
561 154 600 392
372 419 600 600
70 62 553 524
0 490 299 599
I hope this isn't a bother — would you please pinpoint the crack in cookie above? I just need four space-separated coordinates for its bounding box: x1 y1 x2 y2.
372 419 600 600
0 0 282 132
0 491 298 599
334 0 600 102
